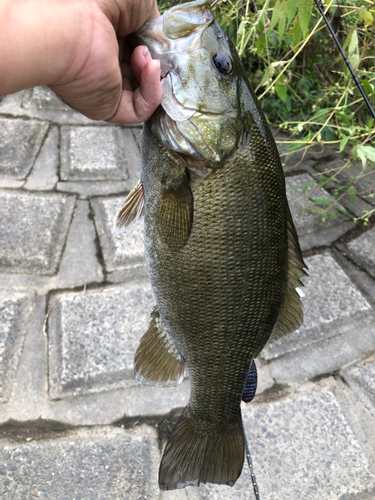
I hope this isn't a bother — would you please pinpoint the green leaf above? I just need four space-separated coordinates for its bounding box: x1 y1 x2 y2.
270 1 282 31
255 32 266 55
339 135 350 152
278 15 286 41
362 146 375 162
359 9 373 27
346 28 360 71
302 181 315 193
237 20 247 36
286 94 292 112
309 198 332 205
356 145 375 167
310 108 330 121
275 74 287 102
360 79 373 97
292 21 302 47
336 206 349 218
298 0 313 37
348 186 356 204
287 0 299 26
368 119 375 129
283 142 307 152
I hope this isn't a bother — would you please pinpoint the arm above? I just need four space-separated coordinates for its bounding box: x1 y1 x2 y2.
0 0 162 123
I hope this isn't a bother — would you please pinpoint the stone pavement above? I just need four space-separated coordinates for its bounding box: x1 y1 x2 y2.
1 87 375 500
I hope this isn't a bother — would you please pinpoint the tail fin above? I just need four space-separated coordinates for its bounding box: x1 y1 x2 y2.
159 412 244 490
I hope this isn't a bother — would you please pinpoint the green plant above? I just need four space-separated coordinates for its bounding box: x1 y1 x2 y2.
157 0 375 223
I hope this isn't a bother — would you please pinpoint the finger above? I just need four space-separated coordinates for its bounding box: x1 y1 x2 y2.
108 59 162 124
131 45 153 84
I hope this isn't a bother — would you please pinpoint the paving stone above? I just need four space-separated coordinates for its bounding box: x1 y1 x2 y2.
280 143 345 173
262 252 372 360
48 281 155 399
269 321 375 385
54 200 104 287
0 191 76 275
339 226 375 279
286 173 353 250
0 425 160 500
0 290 190 426
22 86 72 111
60 126 139 181
342 354 375 412
0 289 35 403
132 127 143 150
314 159 375 207
179 383 375 500
0 89 98 125
24 126 59 191
0 274 65 296
0 179 24 189
56 180 131 198
91 196 146 274
0 295 49 422
0 91 24 115
45 381 190 426
0 118 49 180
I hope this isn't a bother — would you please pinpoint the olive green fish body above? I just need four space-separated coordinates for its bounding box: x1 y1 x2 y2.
117 0 307 490
142 119 287 420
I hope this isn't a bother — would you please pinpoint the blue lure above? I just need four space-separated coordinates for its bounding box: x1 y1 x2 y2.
242 359 260 499
242 360 257 403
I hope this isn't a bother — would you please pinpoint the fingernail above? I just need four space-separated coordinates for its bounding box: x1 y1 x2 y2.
142 46 149 56
154 59 160 69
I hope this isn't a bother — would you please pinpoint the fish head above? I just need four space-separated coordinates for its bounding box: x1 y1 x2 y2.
132 0 245 167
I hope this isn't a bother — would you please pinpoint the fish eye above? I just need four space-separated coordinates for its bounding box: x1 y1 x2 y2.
211 52 233 76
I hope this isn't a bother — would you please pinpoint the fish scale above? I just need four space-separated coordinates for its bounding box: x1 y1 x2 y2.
117 0 307 491
142 121 287 422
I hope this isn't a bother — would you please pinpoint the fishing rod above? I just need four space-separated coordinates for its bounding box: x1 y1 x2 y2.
314 0 375 120
244 427 261 500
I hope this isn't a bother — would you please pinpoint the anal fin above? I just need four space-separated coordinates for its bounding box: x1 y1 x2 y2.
134 307 186 388
116 180 144 230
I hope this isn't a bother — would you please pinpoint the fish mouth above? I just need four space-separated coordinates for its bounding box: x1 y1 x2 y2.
131 0 241 166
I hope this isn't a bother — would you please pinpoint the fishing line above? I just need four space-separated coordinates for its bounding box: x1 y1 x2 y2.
243 426 260 500
211 0 227 8
314 0 375 120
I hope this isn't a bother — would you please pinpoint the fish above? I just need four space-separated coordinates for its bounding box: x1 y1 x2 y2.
117 0 307 491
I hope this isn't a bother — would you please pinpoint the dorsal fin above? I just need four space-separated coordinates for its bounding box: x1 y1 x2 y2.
268 204 308 343
116 180 145 230
134 307 186 387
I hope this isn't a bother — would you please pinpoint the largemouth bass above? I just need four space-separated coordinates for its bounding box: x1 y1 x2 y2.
117 0 307 491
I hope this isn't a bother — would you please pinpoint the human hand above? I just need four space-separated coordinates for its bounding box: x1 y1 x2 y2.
48 0 162 123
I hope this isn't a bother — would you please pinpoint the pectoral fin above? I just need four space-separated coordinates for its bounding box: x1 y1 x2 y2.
134 307 186 387
268 204 308 343
158 167 193 250
116 180 145 230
